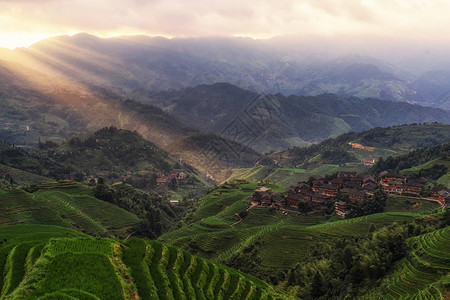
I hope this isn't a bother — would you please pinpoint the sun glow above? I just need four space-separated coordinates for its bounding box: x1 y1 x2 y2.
0 32 56 49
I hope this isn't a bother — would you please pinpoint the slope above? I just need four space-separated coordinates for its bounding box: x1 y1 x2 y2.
0 224 291 300
227 124 450 186
362 226 450 299
159 181 434 275
4 34 441 108
373 140 450 188
140 84 450 152
0 181 140 238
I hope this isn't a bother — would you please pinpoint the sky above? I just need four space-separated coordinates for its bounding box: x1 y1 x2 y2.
1 0 450 49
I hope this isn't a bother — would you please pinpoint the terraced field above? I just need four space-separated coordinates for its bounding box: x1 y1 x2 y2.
385 196 441 215
161 179 424 269
362 226 450 299
226 165 365 188
0 181 140 237
0 225 290 300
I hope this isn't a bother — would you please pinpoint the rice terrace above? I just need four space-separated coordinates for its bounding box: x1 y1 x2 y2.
1 1 450 298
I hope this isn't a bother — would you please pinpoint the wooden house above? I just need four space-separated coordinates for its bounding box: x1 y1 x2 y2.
403 182 424 195
348 190 368 201
313 183 338 197
335 201 348 217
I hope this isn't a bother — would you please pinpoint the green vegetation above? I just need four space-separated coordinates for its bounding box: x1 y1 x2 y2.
385 195 441 214
272 123 450 168
227 164 364 188
0 225 289 300
372 140 450 190
160 181 429 283
280 211 450 299
0 181 141 238
369 225 450 299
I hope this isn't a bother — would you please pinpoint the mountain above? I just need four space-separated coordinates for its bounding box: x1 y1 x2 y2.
0 225 289 299
227 123 450 187
140 83 450 152
372 140 450 188
3 34 450 109
274 123 450 168
410 70 450 109
0 72 260 179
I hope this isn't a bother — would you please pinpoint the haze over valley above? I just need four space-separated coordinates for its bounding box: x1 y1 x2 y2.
1 1 450 299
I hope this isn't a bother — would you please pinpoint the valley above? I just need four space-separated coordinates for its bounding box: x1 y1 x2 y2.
0 25 449 300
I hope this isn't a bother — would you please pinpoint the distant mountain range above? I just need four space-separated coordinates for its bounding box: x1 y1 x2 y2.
1 34 450 179
141 83 450 152
2 33 450 109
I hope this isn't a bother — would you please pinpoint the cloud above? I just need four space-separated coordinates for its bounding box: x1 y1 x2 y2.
1 0 450 48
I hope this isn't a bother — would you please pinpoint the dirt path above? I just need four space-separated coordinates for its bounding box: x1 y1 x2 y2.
230 213 243 227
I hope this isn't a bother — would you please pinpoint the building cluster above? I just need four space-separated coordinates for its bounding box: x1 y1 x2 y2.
379 171 425 195
156 172 187 185
432 187 450 207
251 172 378 215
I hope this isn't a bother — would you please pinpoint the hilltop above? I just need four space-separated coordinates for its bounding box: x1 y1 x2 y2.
226 123 450 187
0 225 290 300
372 140 450 188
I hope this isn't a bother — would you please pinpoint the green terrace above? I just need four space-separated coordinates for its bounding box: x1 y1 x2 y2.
0 225 291 300
0 181 141 238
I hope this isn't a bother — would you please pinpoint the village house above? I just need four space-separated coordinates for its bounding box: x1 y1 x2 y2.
156 171 187 185
348 190 368 201
382 181 404 194
251 169 435 217
335 201 348 217
432 188 450 207
380 173 407 184
363 156 376 166
362 182 376 195
329 178 345 189
312 183 338 197
311 193 331 210
403 182 424 195
250 187 270 203
338 171 358 180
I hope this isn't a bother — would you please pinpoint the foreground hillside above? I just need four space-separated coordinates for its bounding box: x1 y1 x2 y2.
363 226 450 299
0 225 290 300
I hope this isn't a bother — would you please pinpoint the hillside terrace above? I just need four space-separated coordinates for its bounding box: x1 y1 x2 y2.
251 171 441 217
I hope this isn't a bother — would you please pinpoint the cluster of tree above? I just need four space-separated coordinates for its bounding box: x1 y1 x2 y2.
281 210 450 299
283 123 450 168
342 186 387 218
1 127 204 192
94 178 177 238
372 141 449 175
40 126 174 175
288 132 357 167
414 164 448 181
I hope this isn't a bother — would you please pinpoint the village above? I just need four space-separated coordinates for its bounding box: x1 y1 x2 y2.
250 171 450 218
